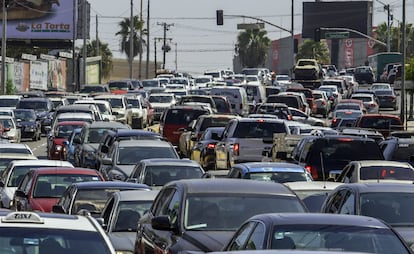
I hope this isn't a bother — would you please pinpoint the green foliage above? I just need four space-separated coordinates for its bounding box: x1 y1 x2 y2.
80 39 113 79
373 22 414 58
296 39 330 64
5 79 15 95
237 29 271 68
6 46 49 59
406 57 414 81
116 16 147 60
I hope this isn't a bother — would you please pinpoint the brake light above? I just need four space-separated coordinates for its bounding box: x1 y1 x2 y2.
287 115 292 121
345 111 353 115
337 138 353 142
305 165 319 179
332 118 338 124
369 103 376 107
207 143 216 149
257 119 265 123
233 143 240 156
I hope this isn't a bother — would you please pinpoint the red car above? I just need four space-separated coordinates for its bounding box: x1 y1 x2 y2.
48 121 86 160
12 167 104 213
355 114 404 138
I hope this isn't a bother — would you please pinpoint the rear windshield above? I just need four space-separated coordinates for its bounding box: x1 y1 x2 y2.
233 121 287 138
80 86 106 93
375 90 394 96
267 96 299 108
307 139 383 165
359 117 402 129
164 109 208 125
360 166 414 181
391 143 414 161
200 117 232 131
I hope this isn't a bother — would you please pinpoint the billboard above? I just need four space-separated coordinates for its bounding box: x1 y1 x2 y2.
30 61 48 90
0 0 75 39
302 1 373 39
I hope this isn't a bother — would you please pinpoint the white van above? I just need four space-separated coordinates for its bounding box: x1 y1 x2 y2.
210 86 249 116
240 83 267 104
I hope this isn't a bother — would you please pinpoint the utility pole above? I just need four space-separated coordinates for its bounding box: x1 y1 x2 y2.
157 22 173 70
82 0 87 85
138 0 143 80
145 0 150 78
401 0 406 126
154 38 157 77
1 0 7 95
96 14 102 84
174 42 178 71
129 0 134 79
376 0 392 52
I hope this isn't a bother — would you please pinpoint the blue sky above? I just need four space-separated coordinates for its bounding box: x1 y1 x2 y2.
86 0 414 75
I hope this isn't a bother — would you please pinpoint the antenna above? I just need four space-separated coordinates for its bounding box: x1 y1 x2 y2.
320 151 327 186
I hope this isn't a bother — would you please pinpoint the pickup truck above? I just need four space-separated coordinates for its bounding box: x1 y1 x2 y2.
215 118 290 170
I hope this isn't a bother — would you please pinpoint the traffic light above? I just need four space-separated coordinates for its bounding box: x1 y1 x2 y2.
314 28 321 42
216 10 223 26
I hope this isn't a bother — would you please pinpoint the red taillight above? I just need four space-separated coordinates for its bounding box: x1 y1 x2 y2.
305 165 319 179
337 138 353 142
207 143 216 149
332 118 338 124
257 119 265 123
321 101 326 105
233 143 240 156
369 103 376 107
287 115 292 121
197 133 202 140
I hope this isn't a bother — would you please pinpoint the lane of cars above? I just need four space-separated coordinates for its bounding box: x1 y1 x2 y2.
0 68 412 254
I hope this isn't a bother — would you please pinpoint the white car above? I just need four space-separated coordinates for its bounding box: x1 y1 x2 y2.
126 95 148 129
74 100 116 122
0 95 22 110
0 159 74 208
148 93 177 121
193 75 213 88
0 115 20 143
0 210 115 253
94 94 133 126
351 93 379 114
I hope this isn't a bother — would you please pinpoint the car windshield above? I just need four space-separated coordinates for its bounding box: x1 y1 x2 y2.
334 111 362 119
113 200 153 232
33 174 101 198
164 109 208 125
267 96 299 108
246 171 311 183
270 224 408 253
352 96 372 102
80 86 106 93
0 99 19 107
0 227 111 254
360 166 414 181
375 90 393 96
195 78 211 83
14 111 36 121
127 99 140 107
109 82 128 90
143 165 203 186
7 166 71 187
360 118 402 129
98 98 123 109
56 125 83 139
0 119 14 129
142 80 159 87
86 128 111 144
184 195 306 231
335 104 361 111
149 96 173 103
361 192 414 226
0 148 30 154
117 146 177 165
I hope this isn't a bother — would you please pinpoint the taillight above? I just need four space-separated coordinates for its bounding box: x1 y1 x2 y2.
287 115 292 121
369 103 376 107
305 165 319 179
233 143 240 156
321 101 326 105
207 143 216 149
331 118 338 124
197 133 202 140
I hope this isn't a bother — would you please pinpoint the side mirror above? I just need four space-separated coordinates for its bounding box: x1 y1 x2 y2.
151 215 173 231
0 181 4 187
262 150 272 158
102 157 113 165
202 172 212 178
95 218 106 229
52 205 65 214
3 127 10 132
100 146 109 154
73 136 82 144
275 151 288 160
14 190 27 198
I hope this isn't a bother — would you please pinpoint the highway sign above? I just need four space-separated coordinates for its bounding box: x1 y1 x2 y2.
237 23 265 30
325 31 350 39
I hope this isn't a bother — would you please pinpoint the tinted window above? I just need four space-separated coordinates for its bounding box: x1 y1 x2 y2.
200 118 231 131
391 143 414 161
360 166 414 180
164 109 208 125
17 101 48 111
108 82 128 90
359 117 402 129
185 195 306 231
233 122 286 138
0 99 19 107
143 165 203 186
267 96 299 108
117 146 178 165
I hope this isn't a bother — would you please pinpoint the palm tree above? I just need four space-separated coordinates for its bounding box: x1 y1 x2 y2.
116 16 146 60
237 29 271 68
85 39 113 79
296 39 330 64
373 22 414 57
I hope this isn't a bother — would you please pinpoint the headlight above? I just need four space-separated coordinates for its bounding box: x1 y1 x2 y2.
55 145 62 151
116 251 133 254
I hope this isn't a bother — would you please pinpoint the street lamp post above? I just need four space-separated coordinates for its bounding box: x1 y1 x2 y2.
1 0 7 95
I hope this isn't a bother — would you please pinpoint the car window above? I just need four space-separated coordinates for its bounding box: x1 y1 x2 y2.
326 189 347 213
233 122 287 138
152 188 174 216
166 191 181 226
164 109 208 125
339 191 355 214
245 222 266 250
229 222 257 250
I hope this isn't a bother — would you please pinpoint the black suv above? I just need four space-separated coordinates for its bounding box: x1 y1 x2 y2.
354 66 375 84
16 97 53 134
288 135 384 180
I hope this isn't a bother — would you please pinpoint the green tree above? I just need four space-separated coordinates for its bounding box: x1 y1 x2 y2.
373 22 414 57
81 39 113 79
7 46 49 59
296 39 330 63
237 29 271 68
5 79 16 95
116 16 146 60
406 57 414 81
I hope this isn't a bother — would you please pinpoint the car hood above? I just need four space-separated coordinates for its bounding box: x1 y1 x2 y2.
151 102 173 108
181 230 234 252
52 138 67 146
30 197 60 213
17 121 36 127
108 232 136 252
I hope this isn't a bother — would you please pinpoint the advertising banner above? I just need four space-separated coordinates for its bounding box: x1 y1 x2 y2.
344 39 354 68
48 59 66 90
30 60 48 90
0 0 74 39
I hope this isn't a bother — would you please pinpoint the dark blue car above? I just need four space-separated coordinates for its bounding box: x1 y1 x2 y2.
13 109 42 141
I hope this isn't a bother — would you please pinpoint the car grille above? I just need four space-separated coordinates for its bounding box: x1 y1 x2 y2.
154 107 168 113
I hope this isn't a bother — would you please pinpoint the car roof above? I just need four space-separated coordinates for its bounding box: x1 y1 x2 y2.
248 213 389 228
351 160 412 168
235 162 306 173
165 179 297 196
9 159 73 167
284 181 342 191
116 189 160 201
56 121 87 126
0 211 103 231
29 167 102 175
118 139 172 148
106 129 162 138
338 183 414 193
140 158 202 166
234 118 286 123
85 121 128 129
0 154 37 159
68 181 150 190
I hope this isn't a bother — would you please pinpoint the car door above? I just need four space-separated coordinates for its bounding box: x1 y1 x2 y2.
14 171 34 211
140 187 176 254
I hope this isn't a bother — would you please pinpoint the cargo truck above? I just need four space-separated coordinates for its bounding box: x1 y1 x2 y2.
368 52 402 82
